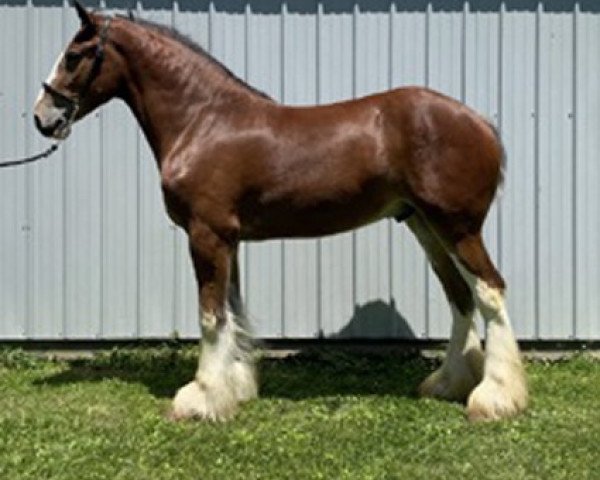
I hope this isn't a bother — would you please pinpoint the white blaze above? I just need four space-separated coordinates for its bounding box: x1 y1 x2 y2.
35 50 64 104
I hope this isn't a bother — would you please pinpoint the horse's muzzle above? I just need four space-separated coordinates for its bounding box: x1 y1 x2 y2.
33 113 70 139
34 113 62 137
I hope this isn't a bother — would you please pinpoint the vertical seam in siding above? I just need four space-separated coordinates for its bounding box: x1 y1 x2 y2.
351 0 358 335
534 1 541 340
497 2 504 275
572 2 578 339
24 0 33 338
98 86 105 337
316 0 322 337
388 0 394 334
134 0 142 338
280 0 286 337
135 127 141 339
316 1 321 104
171 0 180 338
424 0 431 338
208 0 213 54
243 0 250 310
461 0 467 104
98 0 107 338
61 1 68 339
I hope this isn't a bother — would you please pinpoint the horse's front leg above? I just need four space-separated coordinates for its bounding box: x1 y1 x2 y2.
170 222 257 421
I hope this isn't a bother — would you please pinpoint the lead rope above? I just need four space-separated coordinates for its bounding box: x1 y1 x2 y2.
0 143 60 168
0 16 111 170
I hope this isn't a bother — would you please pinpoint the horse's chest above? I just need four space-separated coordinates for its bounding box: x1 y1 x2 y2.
161 186 191 228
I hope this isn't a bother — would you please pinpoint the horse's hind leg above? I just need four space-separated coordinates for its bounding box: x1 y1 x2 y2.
450 233 528 421
170 223 257 421
406 215 483 402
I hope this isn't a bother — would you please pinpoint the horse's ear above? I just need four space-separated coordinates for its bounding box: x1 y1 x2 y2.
73 1 93 28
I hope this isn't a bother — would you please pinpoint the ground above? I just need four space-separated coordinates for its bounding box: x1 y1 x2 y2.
0 346 598 480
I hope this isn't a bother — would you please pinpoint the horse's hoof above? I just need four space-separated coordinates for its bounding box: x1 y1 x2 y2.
419 349 483 402
418 367 478 403
466 372 528 422
170 380 239 422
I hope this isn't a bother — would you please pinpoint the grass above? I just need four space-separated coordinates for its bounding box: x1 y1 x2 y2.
0 346 599 480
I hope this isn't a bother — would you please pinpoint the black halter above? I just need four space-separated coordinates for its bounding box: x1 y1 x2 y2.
42 16 112 124
0 17 111 169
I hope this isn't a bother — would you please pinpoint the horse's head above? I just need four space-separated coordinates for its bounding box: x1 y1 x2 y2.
34 1 121 139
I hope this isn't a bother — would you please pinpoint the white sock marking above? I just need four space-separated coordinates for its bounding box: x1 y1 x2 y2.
450 254 527 419
172 310 257 420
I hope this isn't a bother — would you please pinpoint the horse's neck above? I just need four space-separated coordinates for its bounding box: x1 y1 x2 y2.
115 23 248 161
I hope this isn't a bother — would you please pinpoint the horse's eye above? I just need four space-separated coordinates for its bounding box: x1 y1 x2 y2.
64 52 82 72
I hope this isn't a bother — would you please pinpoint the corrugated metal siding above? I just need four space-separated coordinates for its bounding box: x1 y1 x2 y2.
1 0 599 340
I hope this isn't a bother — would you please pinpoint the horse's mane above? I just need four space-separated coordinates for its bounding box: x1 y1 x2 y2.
119 15 272 101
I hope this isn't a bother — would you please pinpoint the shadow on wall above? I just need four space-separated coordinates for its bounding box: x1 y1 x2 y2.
2 0 596 14
331 299 417 340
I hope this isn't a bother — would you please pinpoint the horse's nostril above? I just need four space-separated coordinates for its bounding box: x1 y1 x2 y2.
34 114 58 137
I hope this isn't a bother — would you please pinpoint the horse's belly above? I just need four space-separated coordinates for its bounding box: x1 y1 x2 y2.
239 193 408 240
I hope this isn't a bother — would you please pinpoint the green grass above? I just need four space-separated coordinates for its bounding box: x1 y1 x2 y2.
1 347 599 480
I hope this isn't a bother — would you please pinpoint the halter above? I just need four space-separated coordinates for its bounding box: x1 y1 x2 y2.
0 17 111 169
42 16 112 128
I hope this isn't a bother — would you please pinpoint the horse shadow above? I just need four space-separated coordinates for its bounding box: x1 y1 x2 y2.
32 300 437 402
32 347 437 402
261 299 429 400
330 299 417 339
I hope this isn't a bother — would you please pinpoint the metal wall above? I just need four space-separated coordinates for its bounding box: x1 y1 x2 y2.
1 0 599 341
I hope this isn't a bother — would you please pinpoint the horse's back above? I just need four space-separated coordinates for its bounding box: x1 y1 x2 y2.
305 85 504 232
269 85 504 212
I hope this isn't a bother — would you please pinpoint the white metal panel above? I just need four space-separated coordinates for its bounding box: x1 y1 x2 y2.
99 99 139 338
499 2 538 339
211 0 246 78
537 4 575 338
0 2 28 338
1 1 600 341
575 2 600 340
27 4 66 338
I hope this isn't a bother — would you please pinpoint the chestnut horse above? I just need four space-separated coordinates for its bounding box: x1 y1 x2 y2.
33 2 527 422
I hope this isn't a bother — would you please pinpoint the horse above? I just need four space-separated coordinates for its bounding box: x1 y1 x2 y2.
33 2 527 422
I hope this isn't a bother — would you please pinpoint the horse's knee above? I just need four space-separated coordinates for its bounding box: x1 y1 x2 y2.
472 279 506 321
201 311 218 330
